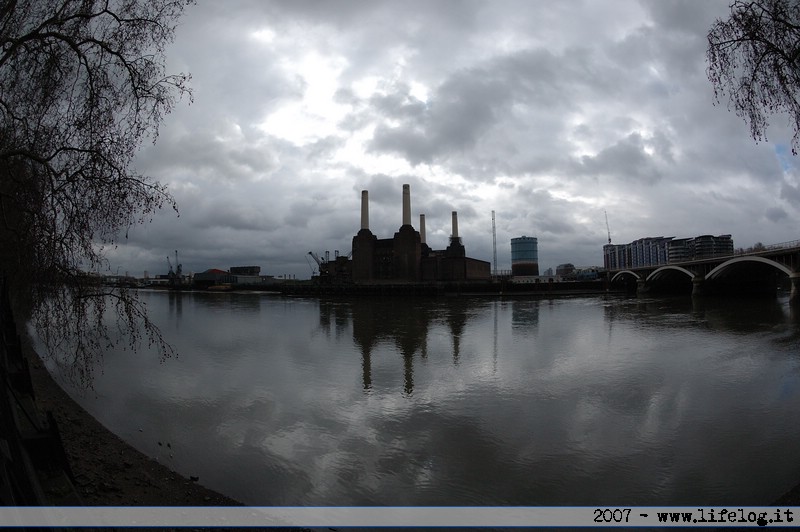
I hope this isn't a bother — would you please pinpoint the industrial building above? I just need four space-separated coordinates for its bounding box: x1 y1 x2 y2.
351 184 490 283
193 265 269 288
556 263 576 278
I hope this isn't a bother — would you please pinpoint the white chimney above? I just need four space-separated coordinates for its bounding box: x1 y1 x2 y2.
402 184 411 226
360 190 369 230
419 214 426 244
451 211 459 238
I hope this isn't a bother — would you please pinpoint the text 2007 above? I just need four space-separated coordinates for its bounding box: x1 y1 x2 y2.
593 508 631 523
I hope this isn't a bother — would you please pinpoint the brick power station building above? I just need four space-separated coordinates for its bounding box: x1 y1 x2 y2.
352 185 490 283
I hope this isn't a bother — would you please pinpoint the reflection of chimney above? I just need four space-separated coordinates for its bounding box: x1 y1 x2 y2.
402 184 411 226
451 211 459 238
419 214 426 244
360 190 369 230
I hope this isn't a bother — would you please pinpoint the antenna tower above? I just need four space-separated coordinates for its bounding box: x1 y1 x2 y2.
492 210 497 275
604 210 611 244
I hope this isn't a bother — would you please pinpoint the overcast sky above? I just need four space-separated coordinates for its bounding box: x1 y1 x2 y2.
109 0 800 279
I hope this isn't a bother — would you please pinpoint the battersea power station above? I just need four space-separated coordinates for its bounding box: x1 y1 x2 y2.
352 184 490 283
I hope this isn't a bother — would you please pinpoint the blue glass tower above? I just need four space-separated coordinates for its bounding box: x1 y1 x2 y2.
511 236 539 276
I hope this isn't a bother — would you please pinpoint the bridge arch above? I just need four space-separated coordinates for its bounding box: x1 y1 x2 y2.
646 265 696 283
706 256 793 280
698 256 793 298
610 270 641 283
609 270 640 294
638 265 695 295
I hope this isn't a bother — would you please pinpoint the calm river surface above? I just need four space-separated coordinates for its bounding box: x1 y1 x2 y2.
42 290 800 506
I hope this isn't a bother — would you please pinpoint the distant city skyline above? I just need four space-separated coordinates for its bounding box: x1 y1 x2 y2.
104 1 799 280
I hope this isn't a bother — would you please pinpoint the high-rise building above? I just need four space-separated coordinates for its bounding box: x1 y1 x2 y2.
511 236 539 276
604 234 734 270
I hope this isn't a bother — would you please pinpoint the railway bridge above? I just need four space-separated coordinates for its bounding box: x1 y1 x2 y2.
608 240 800 303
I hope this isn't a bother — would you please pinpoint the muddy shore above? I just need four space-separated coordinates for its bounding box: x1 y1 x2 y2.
25 344 242 507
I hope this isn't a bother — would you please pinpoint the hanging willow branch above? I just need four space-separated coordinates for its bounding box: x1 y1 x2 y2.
0 0 193 386
708 0 800 153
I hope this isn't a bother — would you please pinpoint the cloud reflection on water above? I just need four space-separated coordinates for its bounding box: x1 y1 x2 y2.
43 291 800 506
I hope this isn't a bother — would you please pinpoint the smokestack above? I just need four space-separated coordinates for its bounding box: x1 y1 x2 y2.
402 184 411 226
419 214 426 244
451 211 459 238
360 190 369 230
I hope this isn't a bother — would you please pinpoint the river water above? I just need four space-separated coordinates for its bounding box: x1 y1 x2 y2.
41 290 800 506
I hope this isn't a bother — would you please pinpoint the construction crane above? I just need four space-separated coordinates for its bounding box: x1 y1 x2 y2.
305 254 317 276
167 250 183 286
308 251 325 266
604 210 612 245
308 251 331 282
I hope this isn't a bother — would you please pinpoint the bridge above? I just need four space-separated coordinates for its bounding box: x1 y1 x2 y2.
608 240 800 303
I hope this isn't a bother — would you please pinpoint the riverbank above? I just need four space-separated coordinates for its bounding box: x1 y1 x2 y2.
24 341 242 507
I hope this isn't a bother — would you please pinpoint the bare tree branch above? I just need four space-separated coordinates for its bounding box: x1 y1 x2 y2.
708 0 800 153
0 0 192 386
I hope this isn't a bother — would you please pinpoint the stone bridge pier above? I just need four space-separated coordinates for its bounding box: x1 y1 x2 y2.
692 275 706 297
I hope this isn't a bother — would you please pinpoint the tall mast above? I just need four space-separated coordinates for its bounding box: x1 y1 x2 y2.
492 210 497 274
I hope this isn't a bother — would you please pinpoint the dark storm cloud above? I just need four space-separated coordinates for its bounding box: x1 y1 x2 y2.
781 180 800 205
765 206 789 223
366 47 601 167
368 87 427 121
539 218 577 237
198 204 278 232
574 133 665 184
641 0 729 36
135 123 292 186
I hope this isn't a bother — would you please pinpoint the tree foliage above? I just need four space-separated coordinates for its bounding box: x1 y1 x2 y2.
0 0 192 386
708 0 800 153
